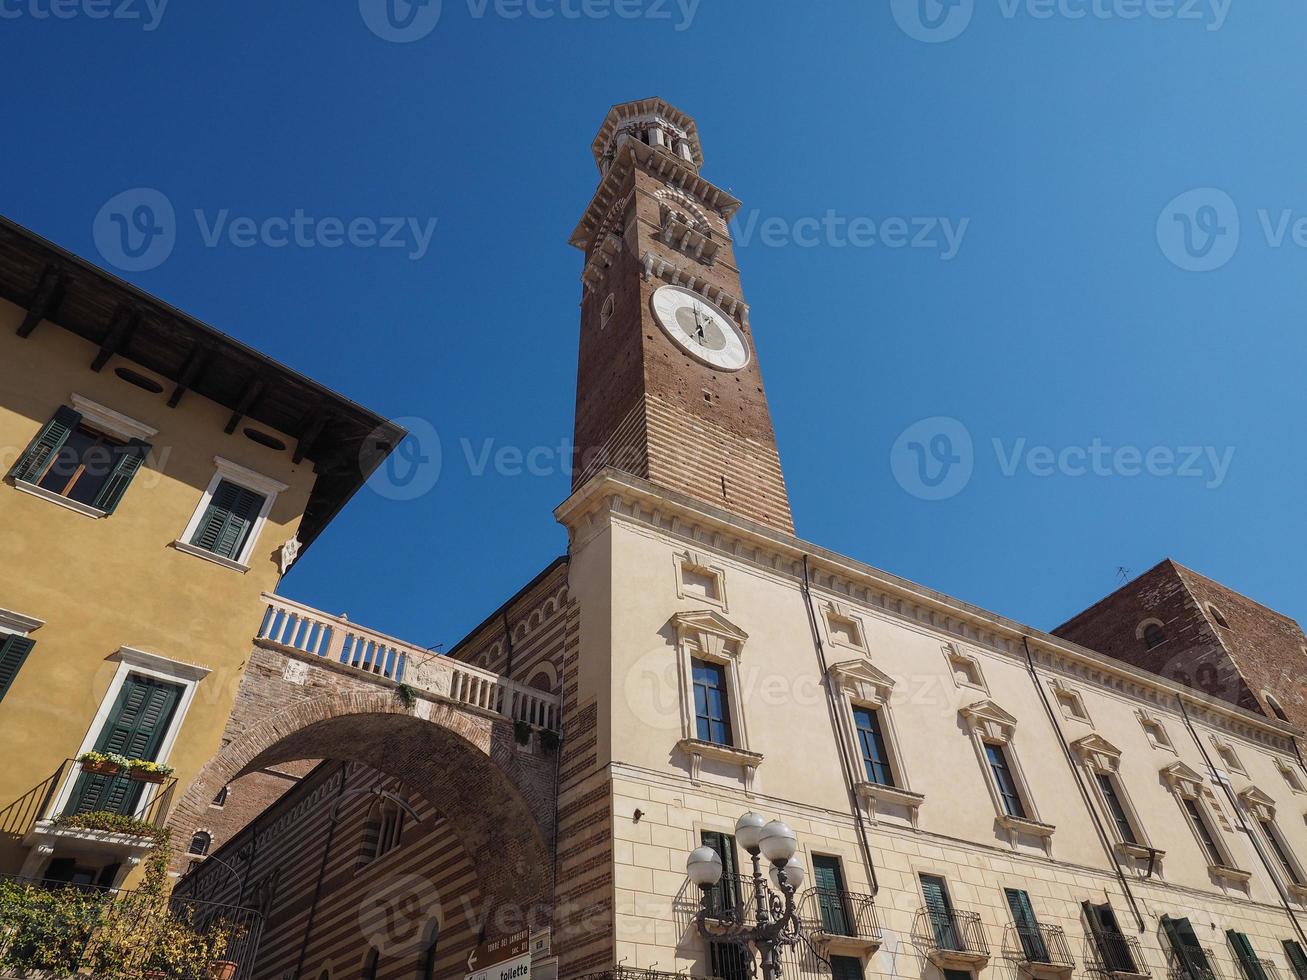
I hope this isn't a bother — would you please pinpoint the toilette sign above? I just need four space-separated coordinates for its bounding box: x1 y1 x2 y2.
466 930 531 980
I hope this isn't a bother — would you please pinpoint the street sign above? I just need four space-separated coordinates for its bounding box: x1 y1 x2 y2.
466 930 531 980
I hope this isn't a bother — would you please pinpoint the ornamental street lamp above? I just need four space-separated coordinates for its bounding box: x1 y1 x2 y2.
686 811 806 980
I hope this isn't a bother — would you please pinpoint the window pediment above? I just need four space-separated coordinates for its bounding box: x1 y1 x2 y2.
671 609 747 659
1072 734 1123 773
1161 761 1206 797
1238 785 1277 822
960 699 1019 743
828 659 895 706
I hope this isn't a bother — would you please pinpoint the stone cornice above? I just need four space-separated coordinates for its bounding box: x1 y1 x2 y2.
570 141 742 252
555 469 1302 753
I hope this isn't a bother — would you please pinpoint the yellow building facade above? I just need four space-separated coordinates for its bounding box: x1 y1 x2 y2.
0 217 400 888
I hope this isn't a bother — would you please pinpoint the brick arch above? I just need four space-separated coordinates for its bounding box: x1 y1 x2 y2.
172 690 553 926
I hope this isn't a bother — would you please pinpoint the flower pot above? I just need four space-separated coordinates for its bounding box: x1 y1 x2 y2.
208 961 239 980
129 770 166 784
81 760 123 776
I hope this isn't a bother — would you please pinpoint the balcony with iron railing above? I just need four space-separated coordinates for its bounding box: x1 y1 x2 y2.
1003 923 1076 978
1167 945 1223 980
0 873 262 979
1085 932 1151 979
912 907 992 970
798 888 882 954
0 759 177 876
257 593 561 731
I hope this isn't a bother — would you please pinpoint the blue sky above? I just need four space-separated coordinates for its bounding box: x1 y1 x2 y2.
3 0 1303 649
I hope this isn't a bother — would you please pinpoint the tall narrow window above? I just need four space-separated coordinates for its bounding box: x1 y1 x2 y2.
701 831 740 920
419 922 439 980
1282 940 1307 980
1005 889 1049 964
1083 902 1137 975
1259 819 1303 886
853 706 895 787
1163 916 1215 980
692 659 733 746
1182 798 1224 867
1096 773 1139 846
363 948 380 980
812 855 852 937
921 874 961 952
986 743 1027 819
1228 931 1271 980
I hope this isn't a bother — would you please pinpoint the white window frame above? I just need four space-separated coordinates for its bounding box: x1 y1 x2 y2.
1210 736 1248 777
944 642 988 693
1137 708 1177 753
670 609 762 790
673 549 728 610
1072 734 1159 861
1050 679 1093 725
822 601 867 653
960 699 1055 848
175 456 288 572
49 645 212 819
1161 761 1249 883
0 607 44 637
829 658 924 826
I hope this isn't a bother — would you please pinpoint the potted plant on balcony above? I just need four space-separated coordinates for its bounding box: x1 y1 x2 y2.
77 750 127 776
127 760 175 784
53 810 160 839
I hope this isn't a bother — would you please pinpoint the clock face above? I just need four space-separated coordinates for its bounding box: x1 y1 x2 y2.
650 285 751 371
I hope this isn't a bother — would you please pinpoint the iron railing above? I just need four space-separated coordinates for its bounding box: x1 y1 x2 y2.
912 907 991 959
0 875 263 979
798 888 882 943
0 759 176 841
702 872 757 925
1167 944 1222 980
1003 923 1076 970
574 971 715 980
1087 932 1150 977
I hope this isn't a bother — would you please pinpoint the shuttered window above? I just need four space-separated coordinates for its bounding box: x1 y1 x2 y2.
921 874 961 951
813 855 852 936
829 955 864 980
853 706 895 787
1228 930 1270 980
69 675 182 816
701 831 741 920
189 480 266 561
692 659 733 746
0 635 37 704
1282 940 1307 980
11 406 150 514
1163 915 1215 980
1083 901 1138 975
1006 888 1049 963
986 743 1027 818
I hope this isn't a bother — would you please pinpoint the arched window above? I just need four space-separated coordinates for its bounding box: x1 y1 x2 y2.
1143 623 1166 650
363 948 380 980
1265 692 1290 723
419 921 439 980
363 800 405 863
212 785 229 807
1208 605 1231 630
187 831 212 857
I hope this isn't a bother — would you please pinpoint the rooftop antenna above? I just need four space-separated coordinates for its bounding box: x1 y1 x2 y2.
1116 566 1131 584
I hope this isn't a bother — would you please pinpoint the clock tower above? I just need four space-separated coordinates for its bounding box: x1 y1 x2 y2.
569 98 794 535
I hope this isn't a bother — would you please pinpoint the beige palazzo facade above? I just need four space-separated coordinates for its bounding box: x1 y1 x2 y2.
160 98 1307 980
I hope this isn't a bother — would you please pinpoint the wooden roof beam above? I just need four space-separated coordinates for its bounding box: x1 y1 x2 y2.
16 265 65 338
90 305 137 372
294 410 328 465
168 344 209 408
224 377 266 434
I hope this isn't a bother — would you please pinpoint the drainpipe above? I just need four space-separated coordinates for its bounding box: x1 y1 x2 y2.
1021 637 1148 932
1174 695 1307 949
800 555 880 896
502 609 516 680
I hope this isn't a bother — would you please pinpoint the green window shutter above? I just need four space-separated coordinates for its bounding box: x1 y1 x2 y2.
1282 941 1307 980
922 874 961 951
829 956 864 980
191 480 266 560
91 439 151 514
70 675 182 816
1228 931 1269 980
0 635 36 703
1163 916 1213 980
11 406 81 484
1007 889 1049 962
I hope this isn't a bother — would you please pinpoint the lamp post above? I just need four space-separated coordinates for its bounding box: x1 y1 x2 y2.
686 812 807 980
